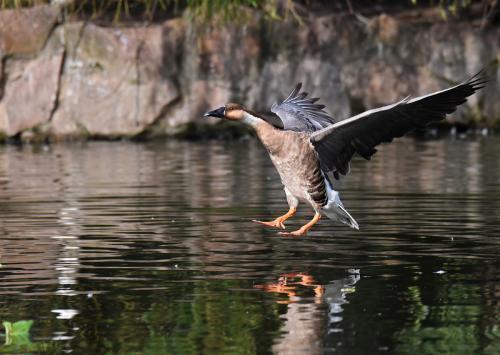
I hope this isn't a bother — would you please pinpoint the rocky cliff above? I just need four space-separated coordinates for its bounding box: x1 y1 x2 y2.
0 4 498 141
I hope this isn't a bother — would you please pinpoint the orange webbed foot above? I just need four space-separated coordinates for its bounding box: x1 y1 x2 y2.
252 219 286 229
252 207 296 230
278 229 307 237
277 213 321 237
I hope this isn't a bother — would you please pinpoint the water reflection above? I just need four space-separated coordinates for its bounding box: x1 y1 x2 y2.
256 273 327 304
257 271 360 354
0 137 498 353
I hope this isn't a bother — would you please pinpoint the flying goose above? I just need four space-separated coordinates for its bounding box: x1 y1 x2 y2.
204 72 486 236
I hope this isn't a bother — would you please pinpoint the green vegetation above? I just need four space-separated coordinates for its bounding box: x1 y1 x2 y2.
2 320 33 346
411 0 472 19
1 320 62 353
0 0 293 22
2 320 39 353
0 0 494 23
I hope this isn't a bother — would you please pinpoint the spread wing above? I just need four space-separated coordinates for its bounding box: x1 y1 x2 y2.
271 83 338 133
310 72 487 179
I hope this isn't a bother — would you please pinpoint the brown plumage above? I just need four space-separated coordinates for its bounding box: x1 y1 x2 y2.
254 124 328 211
203 71 487 236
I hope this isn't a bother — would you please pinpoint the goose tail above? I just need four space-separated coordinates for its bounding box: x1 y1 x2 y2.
322 182 359 230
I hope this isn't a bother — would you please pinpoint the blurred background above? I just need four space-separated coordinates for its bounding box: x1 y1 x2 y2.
0 0 498 141
0 1 499 354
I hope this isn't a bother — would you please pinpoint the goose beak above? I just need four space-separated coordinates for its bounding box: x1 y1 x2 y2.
203 107 225 118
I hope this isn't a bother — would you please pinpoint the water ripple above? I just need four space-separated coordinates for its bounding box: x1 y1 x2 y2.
0 139 498 353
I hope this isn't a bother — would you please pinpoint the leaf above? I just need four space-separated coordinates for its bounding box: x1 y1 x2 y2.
5 320 33 336
2 320 33 346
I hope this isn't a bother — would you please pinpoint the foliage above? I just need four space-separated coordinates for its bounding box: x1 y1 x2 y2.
2 320 33 346
0 0 494 24
0 320 59 353
0 0 292 22
0 320 49 353
411 0 473 19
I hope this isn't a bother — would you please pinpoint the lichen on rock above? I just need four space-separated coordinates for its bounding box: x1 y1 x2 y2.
50 22 179 137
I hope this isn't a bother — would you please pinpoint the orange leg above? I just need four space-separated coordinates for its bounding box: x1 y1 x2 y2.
253 207 297 230
279 213 321 236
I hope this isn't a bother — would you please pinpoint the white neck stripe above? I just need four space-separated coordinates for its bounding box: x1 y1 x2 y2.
242 111 263 126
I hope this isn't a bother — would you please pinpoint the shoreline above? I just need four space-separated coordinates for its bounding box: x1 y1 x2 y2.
0 4 498 141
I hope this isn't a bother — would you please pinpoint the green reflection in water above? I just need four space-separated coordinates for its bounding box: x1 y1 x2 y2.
140 281 281 354
396 325 481 354
395 273 496 354
64 280 282 354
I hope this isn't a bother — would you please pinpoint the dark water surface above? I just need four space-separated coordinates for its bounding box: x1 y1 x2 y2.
0 137 498 354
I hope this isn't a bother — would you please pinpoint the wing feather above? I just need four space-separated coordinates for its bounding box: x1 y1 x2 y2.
271 83 338 133
310 71 487 179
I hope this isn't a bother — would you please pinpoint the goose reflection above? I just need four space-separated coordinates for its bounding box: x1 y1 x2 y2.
256 271 360 354
255 273 325 304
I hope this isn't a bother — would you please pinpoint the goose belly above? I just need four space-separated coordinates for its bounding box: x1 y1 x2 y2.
270 154 328 209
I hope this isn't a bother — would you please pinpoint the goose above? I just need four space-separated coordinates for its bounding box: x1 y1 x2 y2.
204 72 486 236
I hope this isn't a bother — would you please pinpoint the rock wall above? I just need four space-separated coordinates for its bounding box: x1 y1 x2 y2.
0 5 499 140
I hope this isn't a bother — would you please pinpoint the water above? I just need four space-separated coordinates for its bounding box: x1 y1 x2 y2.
0 137 498 354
